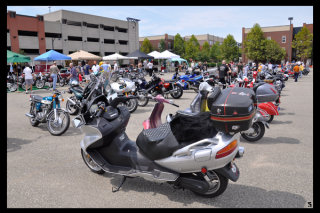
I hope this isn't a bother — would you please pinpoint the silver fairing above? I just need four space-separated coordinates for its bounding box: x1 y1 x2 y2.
155 132 240 173
79 125 103 152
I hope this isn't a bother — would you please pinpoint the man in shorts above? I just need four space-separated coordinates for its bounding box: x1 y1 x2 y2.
83 61 91 83
23 63 34 94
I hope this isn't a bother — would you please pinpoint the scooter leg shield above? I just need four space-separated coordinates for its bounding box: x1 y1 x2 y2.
215 162 240 182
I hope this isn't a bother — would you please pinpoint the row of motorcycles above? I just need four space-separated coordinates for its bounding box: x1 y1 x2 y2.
7 71 70 92
23 65 289 198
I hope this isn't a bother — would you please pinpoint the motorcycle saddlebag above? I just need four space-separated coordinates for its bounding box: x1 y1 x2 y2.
208 87 256 133
254 83 279 103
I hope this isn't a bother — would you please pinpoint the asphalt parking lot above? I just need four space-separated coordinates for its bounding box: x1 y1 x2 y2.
7 70 313 208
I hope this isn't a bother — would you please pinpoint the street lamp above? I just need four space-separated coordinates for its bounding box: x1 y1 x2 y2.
288 17 293 25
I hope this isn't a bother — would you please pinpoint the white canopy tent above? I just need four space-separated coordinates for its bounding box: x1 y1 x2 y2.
102 53 132 60
148 51 169 59
159 50 180 59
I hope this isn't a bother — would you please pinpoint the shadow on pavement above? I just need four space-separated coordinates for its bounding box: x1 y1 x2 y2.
7 138 33 152
278 112 295 116
104 175 306 208
242 136 300 145
270 120 293 125
35 123 81 137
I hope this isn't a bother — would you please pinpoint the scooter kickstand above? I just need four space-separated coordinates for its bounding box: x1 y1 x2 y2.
112 176 127 193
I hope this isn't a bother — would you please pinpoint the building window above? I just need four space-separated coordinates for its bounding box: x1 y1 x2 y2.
7 46 11 50
68 36 82 41
46 49 63 53
104 52 114 56
18 30 38 37
66 20 82 26
282 36 286 43
7 29 10 33
45 32 62 38
117 27 127 33
87 37 99 42
120 52 128 56
267 36 271 40
20 49 39 54
87 23 99 29
104 39 115 44
103 26 115 31
89 51 100 56
119 40 128 45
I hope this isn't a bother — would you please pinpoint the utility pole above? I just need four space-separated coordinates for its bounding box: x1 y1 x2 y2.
48 6 51 13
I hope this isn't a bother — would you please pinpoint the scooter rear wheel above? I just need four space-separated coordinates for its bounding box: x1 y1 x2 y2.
266 115 274 123
241 122 265 142
81 149 105 174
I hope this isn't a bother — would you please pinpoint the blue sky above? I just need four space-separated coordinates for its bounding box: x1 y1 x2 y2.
7 6 313 43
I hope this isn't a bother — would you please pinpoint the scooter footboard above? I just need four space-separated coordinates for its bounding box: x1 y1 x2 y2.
155 133 241 173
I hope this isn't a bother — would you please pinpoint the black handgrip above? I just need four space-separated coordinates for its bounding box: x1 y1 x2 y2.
171 103 179 107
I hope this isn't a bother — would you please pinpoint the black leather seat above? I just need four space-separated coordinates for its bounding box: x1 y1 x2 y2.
72 85 84 93
31 95 43 102
136 123 180 161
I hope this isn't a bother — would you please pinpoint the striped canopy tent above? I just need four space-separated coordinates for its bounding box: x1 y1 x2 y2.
68 50 102 60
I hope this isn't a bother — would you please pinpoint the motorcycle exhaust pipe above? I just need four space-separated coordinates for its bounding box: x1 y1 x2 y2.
235 146 244 158
67 97 76 105
25 113 34 118
177 176 210 194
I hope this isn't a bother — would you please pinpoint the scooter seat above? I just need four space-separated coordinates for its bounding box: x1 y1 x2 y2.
31 95 44 102
136 123 180 161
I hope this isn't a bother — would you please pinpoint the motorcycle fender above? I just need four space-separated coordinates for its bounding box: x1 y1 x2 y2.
258 102 279 116
215 162 240 182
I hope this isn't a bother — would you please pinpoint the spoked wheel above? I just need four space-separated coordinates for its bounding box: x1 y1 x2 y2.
170 84 183 99
8 84 18 92
119 98 138 113
21 82 26 90
136 91 149 107
241 122 265 142
46 109 70 136
66 96 79 115
36 80 45 89
59 79 65 87
190 171 229 198
81 149 105 174
29 103 40 127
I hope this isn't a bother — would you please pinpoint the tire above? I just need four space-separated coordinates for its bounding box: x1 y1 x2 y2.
241 122 265 142
191 171 229 198
170 84 183 99
46 109 70 136
29 103 40 127
59 79 65 87
21 82 26 90
266 115 274 123
81 149 105 174
66 96 79 115
8 84 18 92
36 80 45 89
136 91 149 107
125 98 138 113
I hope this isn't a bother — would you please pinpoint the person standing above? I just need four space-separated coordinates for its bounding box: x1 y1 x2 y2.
113 61 118 72
203 61 208 71
237 62 243 77
49 61 60 91
23 63 34 94
91 61 100 75
293 63 300 82
67 63 79 84
147 60 153 76
218 60 230 89
83 61 91 84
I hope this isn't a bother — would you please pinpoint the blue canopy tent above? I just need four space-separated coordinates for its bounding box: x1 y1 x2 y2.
34 50 71 71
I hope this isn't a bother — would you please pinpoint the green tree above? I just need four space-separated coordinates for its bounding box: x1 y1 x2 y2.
209 41 221 62
140 38 153 54
173 33 185 57
291 26 313 64
243 23 267 64
220 34 239 62
184 35 200 61
265 39 286 64
159 39 166 52
198 41 210 62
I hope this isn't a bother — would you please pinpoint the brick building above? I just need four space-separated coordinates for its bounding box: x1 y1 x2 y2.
242 23 313 64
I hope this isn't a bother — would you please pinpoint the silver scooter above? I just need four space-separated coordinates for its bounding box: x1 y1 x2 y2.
72 90 244 198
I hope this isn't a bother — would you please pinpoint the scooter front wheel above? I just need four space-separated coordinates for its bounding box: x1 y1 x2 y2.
81 149 105 174
241 122 265 142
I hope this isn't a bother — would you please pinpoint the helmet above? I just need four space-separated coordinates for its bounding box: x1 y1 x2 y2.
99 61 103 66
71 80 79 86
